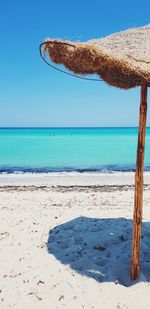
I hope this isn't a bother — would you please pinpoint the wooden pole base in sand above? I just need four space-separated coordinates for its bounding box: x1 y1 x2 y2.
131 84 148 280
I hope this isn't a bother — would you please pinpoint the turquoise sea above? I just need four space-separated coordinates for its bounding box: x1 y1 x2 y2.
0 127 150 173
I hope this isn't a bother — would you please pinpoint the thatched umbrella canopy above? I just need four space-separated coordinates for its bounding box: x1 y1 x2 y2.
42 24 150 89
40 24 150 280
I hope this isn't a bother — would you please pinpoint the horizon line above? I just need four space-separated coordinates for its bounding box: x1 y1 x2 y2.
0 126 149 129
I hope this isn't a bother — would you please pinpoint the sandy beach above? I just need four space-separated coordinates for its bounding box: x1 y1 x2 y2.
1 173 150 309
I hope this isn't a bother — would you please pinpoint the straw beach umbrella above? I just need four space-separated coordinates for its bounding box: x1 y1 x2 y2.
40 24 150 280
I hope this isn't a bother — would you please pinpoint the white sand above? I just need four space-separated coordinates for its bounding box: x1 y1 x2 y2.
0 173 150 309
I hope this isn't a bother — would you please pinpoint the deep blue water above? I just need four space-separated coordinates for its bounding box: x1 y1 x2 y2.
0 127 150 173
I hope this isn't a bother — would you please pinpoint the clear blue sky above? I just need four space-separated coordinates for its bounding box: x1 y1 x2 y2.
0 0 150 127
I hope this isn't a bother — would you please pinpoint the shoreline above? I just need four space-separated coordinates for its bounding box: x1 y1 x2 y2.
0 171 150 186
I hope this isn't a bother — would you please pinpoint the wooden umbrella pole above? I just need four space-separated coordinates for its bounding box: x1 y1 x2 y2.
131 84 148 280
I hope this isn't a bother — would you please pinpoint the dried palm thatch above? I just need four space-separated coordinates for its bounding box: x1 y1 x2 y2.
42 24 150 89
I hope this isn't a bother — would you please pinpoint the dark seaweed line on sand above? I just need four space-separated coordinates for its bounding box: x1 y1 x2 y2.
0 184 150 192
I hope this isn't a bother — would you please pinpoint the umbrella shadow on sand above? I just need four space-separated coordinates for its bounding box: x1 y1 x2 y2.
47 216 150 287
